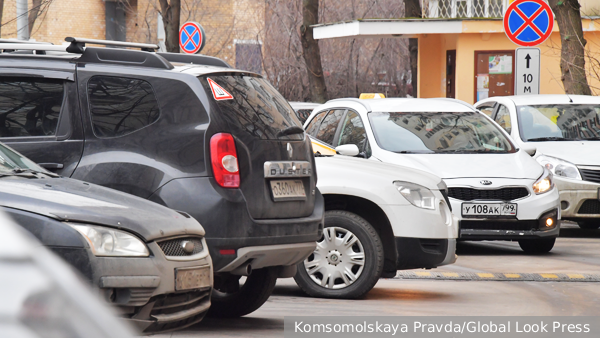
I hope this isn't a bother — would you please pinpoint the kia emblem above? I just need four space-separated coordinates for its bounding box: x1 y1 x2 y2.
480 180 492 186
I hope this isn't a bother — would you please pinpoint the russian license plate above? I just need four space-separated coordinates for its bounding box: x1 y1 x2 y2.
270 179 306 201
462 203 517 217
175 266 211 291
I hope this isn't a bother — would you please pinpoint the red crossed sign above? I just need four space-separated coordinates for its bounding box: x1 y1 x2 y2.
179 22 205 54
504 0 554 47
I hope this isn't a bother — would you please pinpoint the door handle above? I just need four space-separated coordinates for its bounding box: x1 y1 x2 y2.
39 163 64 170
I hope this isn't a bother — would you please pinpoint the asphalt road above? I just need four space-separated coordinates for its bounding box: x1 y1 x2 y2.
153 223 600 338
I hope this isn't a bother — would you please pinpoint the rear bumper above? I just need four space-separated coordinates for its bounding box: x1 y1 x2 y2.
149 177 324 272
218 242 316 274
396 237 456 270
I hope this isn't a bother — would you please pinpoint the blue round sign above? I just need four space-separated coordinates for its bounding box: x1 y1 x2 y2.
504 0 554 47
179 22 206 54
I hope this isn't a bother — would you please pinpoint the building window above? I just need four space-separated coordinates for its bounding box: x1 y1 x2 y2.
475 50 515 102
87 76 160 138
235 41 263 74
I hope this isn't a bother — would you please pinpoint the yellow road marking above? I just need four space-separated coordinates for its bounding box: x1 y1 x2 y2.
540 273 559 279
414 271 432 277
567 274 585 279
477 273 495 278
504 273 521 278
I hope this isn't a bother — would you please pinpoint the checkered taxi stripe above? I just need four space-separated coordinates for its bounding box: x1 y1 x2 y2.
394 271 600 282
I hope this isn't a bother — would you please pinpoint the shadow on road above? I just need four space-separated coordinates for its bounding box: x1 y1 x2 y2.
187 317 283 335
456 241 525 256
559 227 600 238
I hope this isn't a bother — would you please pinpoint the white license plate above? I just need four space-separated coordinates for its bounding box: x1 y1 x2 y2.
175 266 211 291
270 179 306 201
462 203 517 217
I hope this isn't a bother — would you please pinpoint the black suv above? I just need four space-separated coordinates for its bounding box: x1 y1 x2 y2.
0 38 323 317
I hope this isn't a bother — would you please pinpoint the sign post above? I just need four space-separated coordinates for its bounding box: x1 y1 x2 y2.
179 21 206 54
515 47 540 95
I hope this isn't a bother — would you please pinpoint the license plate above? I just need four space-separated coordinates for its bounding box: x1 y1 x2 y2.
462 203 517 217
270 179 306 201
175 266 211 291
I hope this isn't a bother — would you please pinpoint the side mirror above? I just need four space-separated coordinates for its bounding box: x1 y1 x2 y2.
335 144 360 157
521 144 536 156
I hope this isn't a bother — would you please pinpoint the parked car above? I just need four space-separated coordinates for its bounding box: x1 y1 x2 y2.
295 151 458 298
475 95 600 230
304 97 560 253
0 38 323 317
290 101 320 125
0 211 136 338
0 142 212 333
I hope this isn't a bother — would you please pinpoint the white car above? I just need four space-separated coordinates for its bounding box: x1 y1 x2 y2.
294 153 457 299
475 95 600 230
303 98 560 254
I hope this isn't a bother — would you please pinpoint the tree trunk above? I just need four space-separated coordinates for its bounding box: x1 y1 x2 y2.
300 0 327 103
0 0 4 37
549 0 591 95
405 0 421 97
158 0 181 53
28 0 42 36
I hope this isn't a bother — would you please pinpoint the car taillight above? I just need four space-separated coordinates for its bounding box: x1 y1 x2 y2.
210 133 240 188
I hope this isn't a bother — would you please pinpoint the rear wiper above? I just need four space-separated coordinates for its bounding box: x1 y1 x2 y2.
277 126 304 138
12 167 59 178
526 137 569 141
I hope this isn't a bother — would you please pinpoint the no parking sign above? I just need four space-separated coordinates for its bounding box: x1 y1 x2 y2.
179 21 206 54
504 0 554 47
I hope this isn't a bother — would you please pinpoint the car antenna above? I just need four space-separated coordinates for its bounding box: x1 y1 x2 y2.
565 93 573 103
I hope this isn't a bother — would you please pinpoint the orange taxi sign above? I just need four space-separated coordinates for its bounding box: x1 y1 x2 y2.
359 93 385 99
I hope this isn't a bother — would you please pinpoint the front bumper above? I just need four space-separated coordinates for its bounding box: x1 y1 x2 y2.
396 237 456 270
554 176 600 220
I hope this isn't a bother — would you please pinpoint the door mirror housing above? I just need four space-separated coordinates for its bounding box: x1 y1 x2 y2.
335 144 360 157
521 144 537 156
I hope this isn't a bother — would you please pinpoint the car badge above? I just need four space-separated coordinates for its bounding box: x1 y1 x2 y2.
287 143 293 159
181 241 195 255
480 180 492 186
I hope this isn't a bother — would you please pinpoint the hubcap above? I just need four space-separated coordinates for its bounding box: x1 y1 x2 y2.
303 226 365 289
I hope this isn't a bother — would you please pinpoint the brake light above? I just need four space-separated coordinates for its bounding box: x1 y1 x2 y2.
210 133 240 188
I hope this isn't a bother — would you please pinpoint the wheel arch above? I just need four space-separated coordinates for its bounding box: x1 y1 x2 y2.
323 194 397 275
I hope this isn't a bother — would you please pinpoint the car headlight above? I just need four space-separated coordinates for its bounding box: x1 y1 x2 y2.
536 155 581 180
532 167 554 195
394 181 436 209
69 224 149 257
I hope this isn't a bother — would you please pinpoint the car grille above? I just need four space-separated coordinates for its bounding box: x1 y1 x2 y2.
579 167 600 184
157 237 203 257
460 220 538 231
448 187 529 201
144 290 211 333
578 200 600 214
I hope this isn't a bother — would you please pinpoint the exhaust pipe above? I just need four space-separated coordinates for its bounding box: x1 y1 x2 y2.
230 262 252 276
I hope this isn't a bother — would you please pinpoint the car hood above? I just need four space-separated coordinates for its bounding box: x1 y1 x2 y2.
528 141 600 166
375 150 543 180
0 176 203 241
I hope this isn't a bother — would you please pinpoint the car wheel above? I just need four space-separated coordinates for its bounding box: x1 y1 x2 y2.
518 238 556 254
577 221 600 230
208 267 278 318
294 210 384 299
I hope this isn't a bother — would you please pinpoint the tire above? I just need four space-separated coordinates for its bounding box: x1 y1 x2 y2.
294 210 384 299
518 238 556 254
208 267 278 318
578 221 600 230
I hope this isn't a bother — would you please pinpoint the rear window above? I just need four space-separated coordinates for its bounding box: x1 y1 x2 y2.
200 75 302 140
0 78 64 137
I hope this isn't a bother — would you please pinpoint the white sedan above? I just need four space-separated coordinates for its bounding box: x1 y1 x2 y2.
294 153 457 299
303 97 560 253
476 95 600 230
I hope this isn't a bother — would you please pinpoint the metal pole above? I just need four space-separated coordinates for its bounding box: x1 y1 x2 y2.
17 0 29 40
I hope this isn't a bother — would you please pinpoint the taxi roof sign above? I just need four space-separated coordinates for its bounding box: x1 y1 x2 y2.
359 93 385 99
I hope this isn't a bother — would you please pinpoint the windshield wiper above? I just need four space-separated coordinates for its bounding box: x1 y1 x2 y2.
277 126 304 138
393 150 434 154
526 137 569 141
11 168 59 178
581 137 600 141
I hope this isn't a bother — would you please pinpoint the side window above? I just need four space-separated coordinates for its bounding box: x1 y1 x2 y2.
0 78 64 137
337 111 367 151
495 104 512 134
315 109 345 145
87 76 160 138
477 103 496 118
305 110 328 136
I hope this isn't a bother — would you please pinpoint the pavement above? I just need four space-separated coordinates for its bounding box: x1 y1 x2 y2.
152 223 600 338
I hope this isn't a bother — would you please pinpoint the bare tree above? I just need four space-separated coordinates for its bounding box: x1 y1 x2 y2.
0 0 4 36
405 0 421 97
549 0 592 95
157 0 181 53
28 0 42 36
300 0 328 103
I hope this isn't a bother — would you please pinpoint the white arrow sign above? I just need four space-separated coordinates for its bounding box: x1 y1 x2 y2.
515 47 540 95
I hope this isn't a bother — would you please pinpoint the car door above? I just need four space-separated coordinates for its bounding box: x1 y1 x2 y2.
335 110 371 158
493 104 513 135
476 102 497 118
0 70 84 177
307 109 346 147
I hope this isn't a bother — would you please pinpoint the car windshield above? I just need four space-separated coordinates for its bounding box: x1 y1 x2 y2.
517 104 600 141
369 111 516 153
0 143 46 174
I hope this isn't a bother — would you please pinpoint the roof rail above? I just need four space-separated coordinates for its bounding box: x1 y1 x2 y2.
0 44 68 55
0 39 52 45
77 47 174 70
157 52 232 68
65 37 158 53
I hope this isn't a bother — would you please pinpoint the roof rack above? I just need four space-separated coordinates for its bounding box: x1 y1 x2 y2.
0 44 68 55
157 52 232 68
65 37 158 53
0 39 52 45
